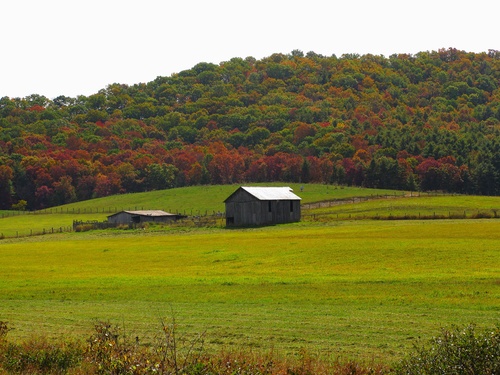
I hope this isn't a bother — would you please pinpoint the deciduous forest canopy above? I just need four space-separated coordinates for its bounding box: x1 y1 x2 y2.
1 48 500 209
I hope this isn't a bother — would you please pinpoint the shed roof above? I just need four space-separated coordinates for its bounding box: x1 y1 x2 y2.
225 186 301 202
108 210 176 218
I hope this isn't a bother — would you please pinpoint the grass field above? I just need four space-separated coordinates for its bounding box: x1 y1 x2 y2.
1 206 499 363
305 194 500 220
0 184 401 238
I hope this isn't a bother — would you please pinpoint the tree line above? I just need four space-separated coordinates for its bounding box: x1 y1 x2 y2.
1 48 500 209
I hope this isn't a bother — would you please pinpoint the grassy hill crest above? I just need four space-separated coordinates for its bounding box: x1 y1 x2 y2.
1 48 500 211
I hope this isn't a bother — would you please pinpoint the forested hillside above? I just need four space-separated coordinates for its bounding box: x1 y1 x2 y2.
1 48 500 209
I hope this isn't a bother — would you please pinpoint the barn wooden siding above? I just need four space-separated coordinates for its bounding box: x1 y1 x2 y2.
225 187 301 227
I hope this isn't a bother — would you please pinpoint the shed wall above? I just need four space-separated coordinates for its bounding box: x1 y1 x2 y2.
108 212 133 224
225 190 300 226
108 212 177 224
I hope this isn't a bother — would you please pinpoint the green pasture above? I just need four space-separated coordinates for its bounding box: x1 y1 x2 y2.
0 219 499 362
50 183 402 213
0 184 400 238
305 194 500 220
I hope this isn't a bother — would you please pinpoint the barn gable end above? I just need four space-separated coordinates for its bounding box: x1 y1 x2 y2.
224 187 301 227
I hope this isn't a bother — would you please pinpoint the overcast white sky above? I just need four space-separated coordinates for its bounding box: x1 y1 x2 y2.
1 0 497 99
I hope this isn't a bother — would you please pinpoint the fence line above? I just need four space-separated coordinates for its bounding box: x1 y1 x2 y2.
299 191 454 210
1 191 499 240
0 191 486 219
0 226 74 240
0 207 227 219
0 212 225 240
2 205 498 241
302 209 499 222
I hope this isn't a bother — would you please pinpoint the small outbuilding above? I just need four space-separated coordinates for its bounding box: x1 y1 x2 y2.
224 186 301 227
107 210 182 225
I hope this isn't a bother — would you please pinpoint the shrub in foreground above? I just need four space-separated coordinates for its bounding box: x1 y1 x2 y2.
0 320 389 375
2 321 499 374
0 321 82 375
1 339 82 374
395 324 500 375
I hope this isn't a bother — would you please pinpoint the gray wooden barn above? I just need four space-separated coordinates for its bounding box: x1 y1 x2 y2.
107 210 181 225
224 186 301 227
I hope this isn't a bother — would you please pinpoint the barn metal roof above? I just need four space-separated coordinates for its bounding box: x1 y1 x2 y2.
239 186 301 201
126 210 176 216
108 210 176 218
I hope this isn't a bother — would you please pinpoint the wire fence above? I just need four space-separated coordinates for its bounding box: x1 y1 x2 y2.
0 207 223 218
0 212 225 240
0 191 480 219
302 209 500 222
300 191 460 210
1 192 499 240
0 226 74 240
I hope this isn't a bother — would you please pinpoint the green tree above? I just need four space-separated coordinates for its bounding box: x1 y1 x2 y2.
475 160 499 195
145 164 178 190
0 165 14 209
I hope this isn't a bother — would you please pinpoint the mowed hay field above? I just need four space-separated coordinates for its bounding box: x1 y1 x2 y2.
0 186 499 363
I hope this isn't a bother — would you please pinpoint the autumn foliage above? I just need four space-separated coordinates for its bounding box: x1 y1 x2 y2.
1 48 500 209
